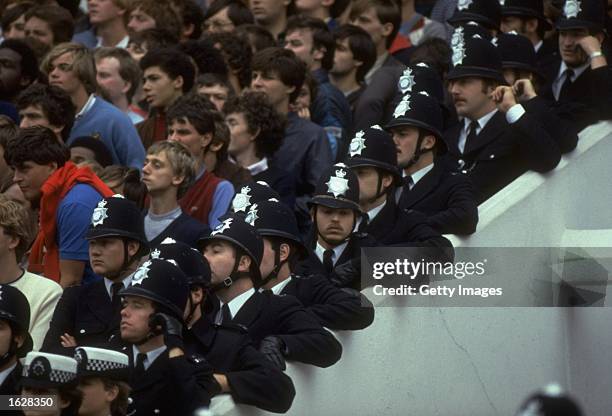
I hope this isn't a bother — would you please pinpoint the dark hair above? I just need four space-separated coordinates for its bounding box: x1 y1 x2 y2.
69 136 114 167
330 0 351 18
409 38 452 79
266 235 302 272
182 0 205 40
167 92 217 135
251 47 306 102
0 118 17 149
58 384 83 416
0 1 35 32
128 28 179 52
204 0 254 27
95 47 141 102
24 5 75 44
99 166 147 210
237 24 278 53
333 24 377 83
4 126 69 168
207 31 253 89
140 48 195 93
286 14 335 71
104 379 130 416
196 73 234 93
178 39 229 79
223 91 286 158
350 0 401 49
129 0 183 40
16 84 76 141
301 71 319 104
0 39 39 86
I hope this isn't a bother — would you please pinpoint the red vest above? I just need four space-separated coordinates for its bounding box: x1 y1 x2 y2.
179 171 223 227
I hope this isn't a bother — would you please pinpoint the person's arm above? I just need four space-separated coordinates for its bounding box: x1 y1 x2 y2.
112 113 147 169
41 287 79 354
425 172 479 235
27 283 63 351
59 260 86 288
57 199 96 287
208 180 234 228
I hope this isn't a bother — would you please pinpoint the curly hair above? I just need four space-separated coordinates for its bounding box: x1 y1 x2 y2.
0 194 35 261
167 92 218 135
223 91 286 159
178 39 229 79
206 31 253 89
4 126 69 168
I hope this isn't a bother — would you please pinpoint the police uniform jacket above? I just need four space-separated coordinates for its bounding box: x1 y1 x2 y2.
228 290 342 368
185 317 296 413
0 363 23 416
441 110 561 203
521 96 578 154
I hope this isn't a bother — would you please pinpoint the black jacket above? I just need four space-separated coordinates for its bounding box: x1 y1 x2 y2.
441 110 561 203
280 274 375 330
397 162 479 235
522 96 578 154
0 362 23 416
185 317 296 413
227 290 343 368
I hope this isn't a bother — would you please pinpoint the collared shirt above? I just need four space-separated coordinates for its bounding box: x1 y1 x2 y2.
552 60 590 101
457 109 498 153
247 157 269 176
132 345 167 371
269 277 292 295
315 241 348 266
104 274 133 299
96 35 129 49
354 200 387 231
75 94 97 119
534 40 543 53
394 164 435 203
216 287 256 324
365 52 389 84
0 362 17 386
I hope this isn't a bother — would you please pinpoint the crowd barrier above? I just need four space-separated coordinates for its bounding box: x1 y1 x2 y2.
210 122 612 416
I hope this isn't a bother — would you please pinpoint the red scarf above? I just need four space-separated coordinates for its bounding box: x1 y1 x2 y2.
28 162 114 283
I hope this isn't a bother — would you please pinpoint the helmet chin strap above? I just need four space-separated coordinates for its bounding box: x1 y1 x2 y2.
209 257 249 292
259 240 287 287
106 239 136 280
402 132 433 170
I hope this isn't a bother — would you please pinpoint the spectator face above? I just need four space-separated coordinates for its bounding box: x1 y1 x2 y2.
390 126 419 169
0 47 26 100
12 160 57 202
70 146 97 166
142 66 182 109
78 377 115 416
250 0 289 25
142 150 180 194
168 117 212 158
293 84 311 110
127 7 156 33
315 206 354 246
226 112 255 157
351 7 391 52
331 37 358 77
89 237 130 275
197 83 229 112
353 166 391 205
120 296 155 342
18 105 55 132
559 29 590 67
88 0 125 25
47 52 84 96
448 77 492 119
204 7 235 33
96 57 129 103
250 70 293 108
24 17 55 47
3 14 26 40
284 28 318 70
203 240 240 285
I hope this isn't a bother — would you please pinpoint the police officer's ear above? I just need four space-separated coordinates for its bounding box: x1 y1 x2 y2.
237 254 252 273
525 17 539 34
200 132 213 150
103 382 120 403
420 134 436 151
13 332 24 349
279 243 291 263
126 241 140 258
381 172 394 190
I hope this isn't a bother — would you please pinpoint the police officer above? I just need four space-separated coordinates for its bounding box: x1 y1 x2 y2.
0 285 33 401
153 238 296 413
384 91 479 235
228 180 282 215
199 214 342 370
447 0 502 35
516 384 583 416
43 195 149 354
119 259 219 415
253 199 375 330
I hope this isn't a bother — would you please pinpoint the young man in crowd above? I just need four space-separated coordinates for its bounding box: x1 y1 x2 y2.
73 0 129 48
167 93 234 229
23 5 74 58
250 0 291 40
42 42 145 169
0 39 38 105
119 258 219 414
4 127 114 287
42 196 147 354
250 47 332 232
252 198 375 330
136 47 195 149
94 47 144 124
284 15 352 159
16 83 75 143
200 214 343 369
0 196 62 351
196 73 234 112
143 141 210 247
204 0 254 34
444 34 560 203
329 24 377 113
127 0 183 40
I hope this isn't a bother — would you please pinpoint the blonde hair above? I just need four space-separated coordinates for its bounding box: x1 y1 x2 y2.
147 141 196 198
0 194 34 261
41 43 97 94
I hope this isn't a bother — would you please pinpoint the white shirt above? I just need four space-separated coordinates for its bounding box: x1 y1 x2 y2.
247 158 269 176
552 60 590 101
394 164 435 203
216 287 256 324
104 274 133 300
132 345 167 371
269 277 292 295
457 105 525 153
75 94 97 119
534 40 543 53
96 35 129 48
315 241 348 266
0 363 17 386
354 200 387 231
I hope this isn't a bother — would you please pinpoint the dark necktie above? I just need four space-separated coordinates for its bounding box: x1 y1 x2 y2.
464 120 479 153
134 353 146 377
111 282 123 313
559 69 574 101
323 249 334 274
357 213 369 233
221 303 232 323
403 175 414 190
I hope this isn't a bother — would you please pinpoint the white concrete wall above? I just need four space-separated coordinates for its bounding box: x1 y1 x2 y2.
210 122 612 416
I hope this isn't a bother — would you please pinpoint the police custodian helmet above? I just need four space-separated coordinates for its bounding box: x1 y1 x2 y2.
0 284 33 357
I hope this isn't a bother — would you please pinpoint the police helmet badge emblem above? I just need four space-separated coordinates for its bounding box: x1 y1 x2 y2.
398 68 416 94
457 0 473 11
91 199 109 227
232 186 252 212
211 218 233 236
245 204 259 226
132 261 152 285
150 248 161 259
393 95 412 119
564 0 581 18
349 130 367 157
451 26 464 48
74 348 88 370
326 164 350 197
30 357 49 378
